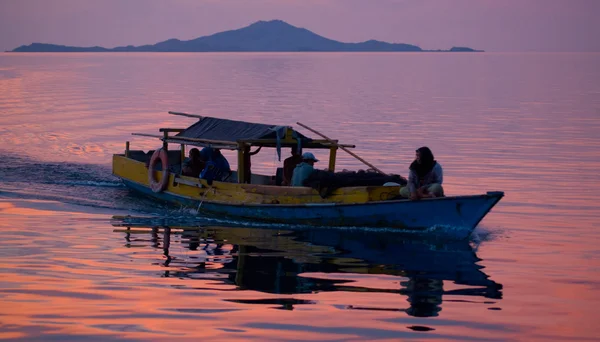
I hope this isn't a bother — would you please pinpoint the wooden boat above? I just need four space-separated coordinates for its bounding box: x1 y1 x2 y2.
112 111 504 239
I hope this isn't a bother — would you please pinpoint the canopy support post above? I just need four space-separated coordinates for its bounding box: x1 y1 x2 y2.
162 131 168 151
237 142 246 184
328 146 337 172
180 144 185 171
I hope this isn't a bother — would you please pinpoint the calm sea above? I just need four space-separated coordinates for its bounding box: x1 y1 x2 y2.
0 52 599 341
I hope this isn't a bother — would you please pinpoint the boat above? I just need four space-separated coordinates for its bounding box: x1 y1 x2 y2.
112 111 504 239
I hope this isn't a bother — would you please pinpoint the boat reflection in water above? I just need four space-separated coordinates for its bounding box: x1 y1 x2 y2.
112 216 502 317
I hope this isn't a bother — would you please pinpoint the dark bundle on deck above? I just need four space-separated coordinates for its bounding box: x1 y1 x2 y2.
304 169 407 198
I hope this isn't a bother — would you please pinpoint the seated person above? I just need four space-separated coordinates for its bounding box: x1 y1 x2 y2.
400 146 444 200
200 147 231 181
282 148 303 186
212 148 231 175
291 152 320 187
182 148 205 177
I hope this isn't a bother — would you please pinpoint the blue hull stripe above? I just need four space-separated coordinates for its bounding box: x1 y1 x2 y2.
122 179 503 238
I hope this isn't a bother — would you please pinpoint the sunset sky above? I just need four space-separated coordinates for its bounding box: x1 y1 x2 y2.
0 0 598 52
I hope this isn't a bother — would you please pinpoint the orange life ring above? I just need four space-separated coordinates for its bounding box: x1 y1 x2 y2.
148 148 169 193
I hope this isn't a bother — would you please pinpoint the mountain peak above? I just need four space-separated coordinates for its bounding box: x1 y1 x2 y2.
248 19 296 29
252 19 289 25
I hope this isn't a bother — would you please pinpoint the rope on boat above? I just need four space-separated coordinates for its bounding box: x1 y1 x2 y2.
196 186 214 213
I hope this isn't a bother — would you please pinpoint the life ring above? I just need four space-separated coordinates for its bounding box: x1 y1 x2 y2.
148 148 169 193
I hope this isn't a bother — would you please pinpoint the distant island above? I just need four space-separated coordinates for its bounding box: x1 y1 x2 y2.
10 20 482 53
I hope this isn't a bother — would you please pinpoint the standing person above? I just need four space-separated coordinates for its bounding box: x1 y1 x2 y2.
400 147 444 200
291 152 319 187
282 148 303 186
242 145 262 184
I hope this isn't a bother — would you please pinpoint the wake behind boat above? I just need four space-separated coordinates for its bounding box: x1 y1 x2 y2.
112 111 503 239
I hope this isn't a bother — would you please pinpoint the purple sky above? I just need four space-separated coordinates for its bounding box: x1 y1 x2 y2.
1 0 598 52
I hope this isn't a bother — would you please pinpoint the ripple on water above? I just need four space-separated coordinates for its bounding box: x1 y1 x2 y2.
1 52 599 340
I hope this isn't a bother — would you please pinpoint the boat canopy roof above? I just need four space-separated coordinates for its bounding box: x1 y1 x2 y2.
131 111 355 151
176 116 310 145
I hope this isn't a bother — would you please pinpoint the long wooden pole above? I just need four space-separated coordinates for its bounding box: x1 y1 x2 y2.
296 122 387 175
168 111 204 119
131 133 235 146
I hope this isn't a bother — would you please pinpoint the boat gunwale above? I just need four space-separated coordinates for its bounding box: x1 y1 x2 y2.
120 176 504 208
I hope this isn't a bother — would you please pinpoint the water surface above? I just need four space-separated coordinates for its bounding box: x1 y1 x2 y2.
0 52 599 340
